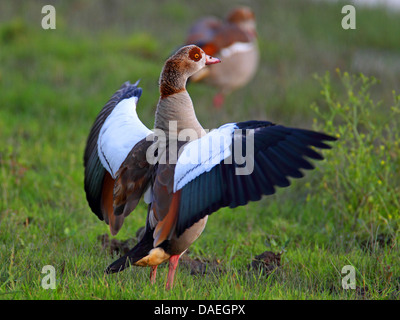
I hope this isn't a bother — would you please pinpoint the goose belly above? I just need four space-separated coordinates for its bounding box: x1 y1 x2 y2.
169 216 208 255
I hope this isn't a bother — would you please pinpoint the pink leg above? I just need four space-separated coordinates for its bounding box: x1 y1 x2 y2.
213 93 225 108
150 265 158 285
165 255 180 290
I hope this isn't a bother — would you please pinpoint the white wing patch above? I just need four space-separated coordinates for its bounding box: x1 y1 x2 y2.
220 42 255 59
97 96 152 178
173 123 237 192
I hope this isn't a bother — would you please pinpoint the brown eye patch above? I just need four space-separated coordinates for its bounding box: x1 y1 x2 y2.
189 47 202 62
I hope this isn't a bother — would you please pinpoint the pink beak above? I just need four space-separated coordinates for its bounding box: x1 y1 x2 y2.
205 55 221 65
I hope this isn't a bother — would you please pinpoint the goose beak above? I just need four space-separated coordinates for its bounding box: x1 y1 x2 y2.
205 55 221 65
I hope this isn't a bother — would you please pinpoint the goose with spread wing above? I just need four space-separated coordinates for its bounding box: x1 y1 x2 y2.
83 45 336 290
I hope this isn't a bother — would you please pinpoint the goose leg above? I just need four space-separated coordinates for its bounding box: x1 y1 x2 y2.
213 92 225 108
150 265 158 285
165 255 180 290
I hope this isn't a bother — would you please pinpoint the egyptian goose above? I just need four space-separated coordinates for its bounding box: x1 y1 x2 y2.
83 45 335 290
185 6 259 108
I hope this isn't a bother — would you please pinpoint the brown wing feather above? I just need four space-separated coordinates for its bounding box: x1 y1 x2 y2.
101 172 124 235
153 190 181 247
210 24 250 51
150 163 175 224
111 138 155 235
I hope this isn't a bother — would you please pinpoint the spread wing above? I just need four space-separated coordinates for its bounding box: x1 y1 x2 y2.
83 80 153 235
172 121 336 236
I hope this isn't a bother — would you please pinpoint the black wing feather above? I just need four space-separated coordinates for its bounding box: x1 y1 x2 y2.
175 121 336 236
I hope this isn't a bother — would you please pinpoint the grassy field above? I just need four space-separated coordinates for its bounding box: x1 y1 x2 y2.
0 0 399 300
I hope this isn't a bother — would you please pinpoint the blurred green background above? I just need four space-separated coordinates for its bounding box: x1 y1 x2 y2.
2 0 400 128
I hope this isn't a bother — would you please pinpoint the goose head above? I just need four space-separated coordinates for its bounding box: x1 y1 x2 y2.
159 45 220 99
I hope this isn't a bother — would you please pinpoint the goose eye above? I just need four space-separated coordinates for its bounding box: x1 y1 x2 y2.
189 48 202 62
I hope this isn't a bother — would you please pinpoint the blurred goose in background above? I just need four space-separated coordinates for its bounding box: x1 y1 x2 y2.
84 45 335 290
185 6 259 108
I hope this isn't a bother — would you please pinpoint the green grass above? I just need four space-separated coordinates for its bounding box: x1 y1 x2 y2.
0 0 399 299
